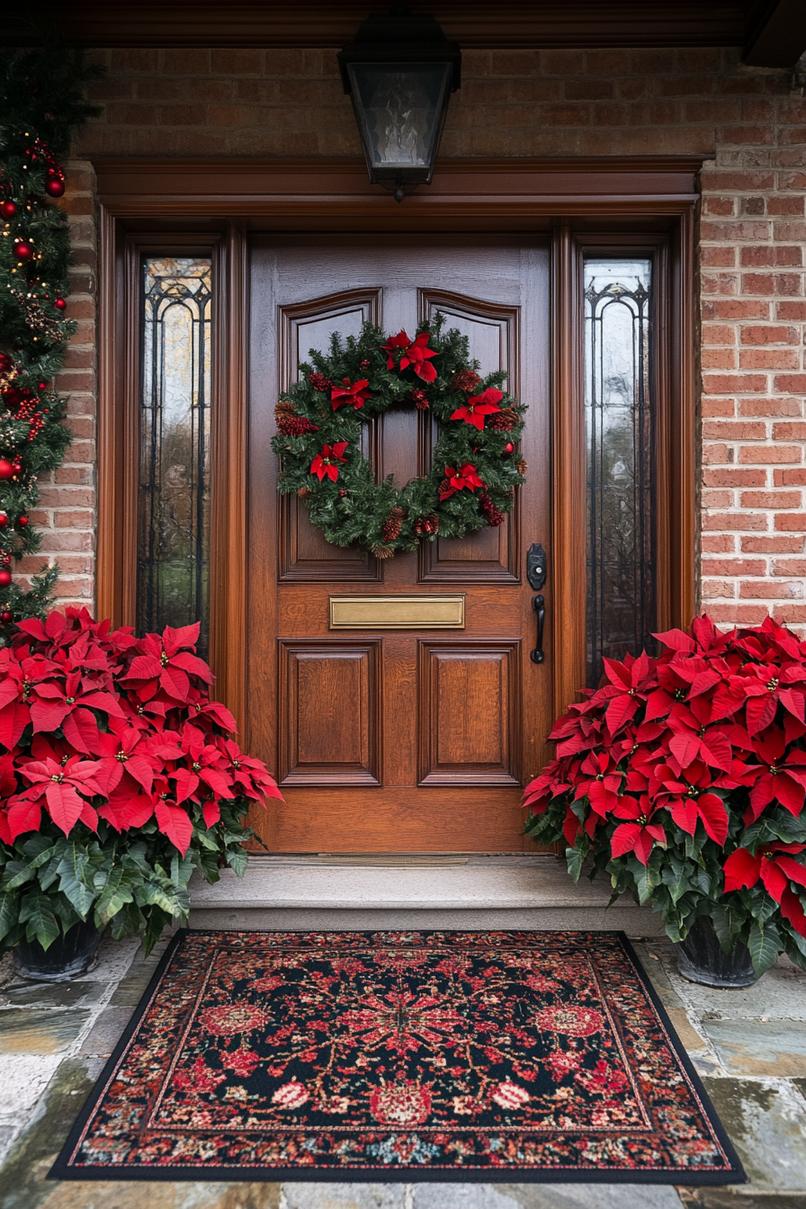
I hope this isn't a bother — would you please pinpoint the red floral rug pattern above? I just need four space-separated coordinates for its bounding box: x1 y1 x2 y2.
51 930 744 1183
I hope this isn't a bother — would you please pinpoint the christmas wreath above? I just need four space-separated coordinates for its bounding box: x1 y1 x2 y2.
271 318 526 557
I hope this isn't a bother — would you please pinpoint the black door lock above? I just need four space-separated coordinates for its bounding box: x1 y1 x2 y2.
526 543 547 591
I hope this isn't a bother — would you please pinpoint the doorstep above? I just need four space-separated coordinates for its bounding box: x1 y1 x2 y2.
189 854 663 935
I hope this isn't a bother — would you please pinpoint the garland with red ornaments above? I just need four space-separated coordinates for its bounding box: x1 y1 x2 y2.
271 318 527 558
0 50 100 639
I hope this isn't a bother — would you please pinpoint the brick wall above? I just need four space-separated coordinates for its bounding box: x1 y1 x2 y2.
45 45 806 627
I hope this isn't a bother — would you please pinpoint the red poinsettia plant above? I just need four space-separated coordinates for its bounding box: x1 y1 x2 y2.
524 616 806 975
0 607 281 953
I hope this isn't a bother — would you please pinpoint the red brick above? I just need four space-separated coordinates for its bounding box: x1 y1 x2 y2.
702 299 770 321
742 535 804 552
702 558 766 575
739 348 800 369
702 511 768 530
740 580 801 598
703 468 766 487
740 491 802 508
705 604 770 624
777 301 806 320
738 398 802 417
740 245 802 267
774 605 806 624
766 196 805 216
702 420 766 440
775 470 806 486
773 422 806 440
702 534 736 552
775 514 806 531
738 446 802 464
772 559 806 575
774 374 806 392
700 220 771 242
702 373 768 394
702 348 738 369
702 398 737 417
701 247 737 268
740 324 799 344
702 323 737 345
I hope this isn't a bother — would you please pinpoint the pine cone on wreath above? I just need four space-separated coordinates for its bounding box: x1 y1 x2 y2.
516 457 528 476
480 493 506 527
451 369 482 393
415 514 440 537
489 407 519 431
297 485 311 498
381 506 406 543
410 388 429 410
307 371 331 392
371 544 395 560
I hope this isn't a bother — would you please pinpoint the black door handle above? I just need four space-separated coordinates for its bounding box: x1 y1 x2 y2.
530 594 545 664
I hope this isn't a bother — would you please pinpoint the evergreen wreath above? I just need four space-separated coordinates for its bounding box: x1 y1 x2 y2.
0 49 101 640
271 318 527 558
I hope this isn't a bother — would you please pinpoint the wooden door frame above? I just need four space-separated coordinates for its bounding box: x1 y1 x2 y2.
95 156 699 745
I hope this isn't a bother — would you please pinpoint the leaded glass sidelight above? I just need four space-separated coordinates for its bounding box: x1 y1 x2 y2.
584 258 655 687
138 257 212 654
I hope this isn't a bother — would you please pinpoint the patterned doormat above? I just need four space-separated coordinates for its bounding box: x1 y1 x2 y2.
51 930 745 1184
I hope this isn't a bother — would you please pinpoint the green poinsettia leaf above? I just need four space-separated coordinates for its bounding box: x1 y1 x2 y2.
748 919 780 976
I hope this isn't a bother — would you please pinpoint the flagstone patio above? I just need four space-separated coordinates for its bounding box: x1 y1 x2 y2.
0 932 803 1209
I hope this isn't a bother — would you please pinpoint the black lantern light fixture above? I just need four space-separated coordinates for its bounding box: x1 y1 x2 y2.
338 5 461 201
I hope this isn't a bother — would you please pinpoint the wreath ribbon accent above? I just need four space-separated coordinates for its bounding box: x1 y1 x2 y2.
271 318 527 558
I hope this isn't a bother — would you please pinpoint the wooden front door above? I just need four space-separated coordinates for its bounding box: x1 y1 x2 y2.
247 240 551 853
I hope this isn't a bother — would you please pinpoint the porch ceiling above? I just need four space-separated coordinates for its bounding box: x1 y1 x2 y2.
7 0 806 67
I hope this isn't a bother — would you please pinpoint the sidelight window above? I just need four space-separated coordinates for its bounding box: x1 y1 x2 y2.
583 257 656 686
137 256 213 654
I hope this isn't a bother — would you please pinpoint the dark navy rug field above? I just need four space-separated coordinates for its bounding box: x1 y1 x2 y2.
50 929 745 1184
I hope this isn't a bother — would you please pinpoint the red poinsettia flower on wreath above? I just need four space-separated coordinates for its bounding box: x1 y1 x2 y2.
383 330 438 383
450 386 504 431
310 441 348 482
724 843 806 936
439 463 485 500
330 378 371 411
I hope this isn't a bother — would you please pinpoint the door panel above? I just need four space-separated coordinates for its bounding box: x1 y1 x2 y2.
247 241 551 853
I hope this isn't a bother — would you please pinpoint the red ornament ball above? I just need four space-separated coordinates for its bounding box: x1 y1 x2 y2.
503 442 515 455
54 298 66 311
17 515 29 527
0 512 7 526
0 459 14 480
1 200 17 219
45 178 65 198
14 241 33 261
11 460 22 474
38 381 48 392
0 611 12 624
0 570 11 588
0 353 12 372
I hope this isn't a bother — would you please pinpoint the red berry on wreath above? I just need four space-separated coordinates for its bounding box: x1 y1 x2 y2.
1 200 17 219
38 381 48 391
503 441 515 455
0 570 11 588
0 610 12 624
17 514 29 527
46 178 65 198
0 459 14 480
14 241 33 261
54 297 66 311
0 513 7 526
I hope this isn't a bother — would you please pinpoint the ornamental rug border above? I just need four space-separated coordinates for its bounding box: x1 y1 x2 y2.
50 929 746 1185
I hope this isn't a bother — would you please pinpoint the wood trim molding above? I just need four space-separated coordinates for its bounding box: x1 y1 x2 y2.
94 157 701 224
9 2 752 51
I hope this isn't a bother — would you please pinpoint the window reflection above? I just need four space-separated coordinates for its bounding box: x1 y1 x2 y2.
584 258 655 686
138 257 212 654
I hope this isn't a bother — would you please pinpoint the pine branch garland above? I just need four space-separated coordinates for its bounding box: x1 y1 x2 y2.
0 49 100 640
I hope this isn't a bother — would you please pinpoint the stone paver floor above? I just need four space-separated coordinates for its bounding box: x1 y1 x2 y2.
0 932 804 1209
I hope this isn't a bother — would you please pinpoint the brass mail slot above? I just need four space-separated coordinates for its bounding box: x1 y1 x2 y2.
329 594 466 630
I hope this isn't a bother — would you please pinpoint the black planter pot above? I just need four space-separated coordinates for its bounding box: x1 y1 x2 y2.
15 921 102 982
677 916 759 988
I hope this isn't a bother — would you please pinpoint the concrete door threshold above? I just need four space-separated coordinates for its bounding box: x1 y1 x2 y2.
189 854 663 935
